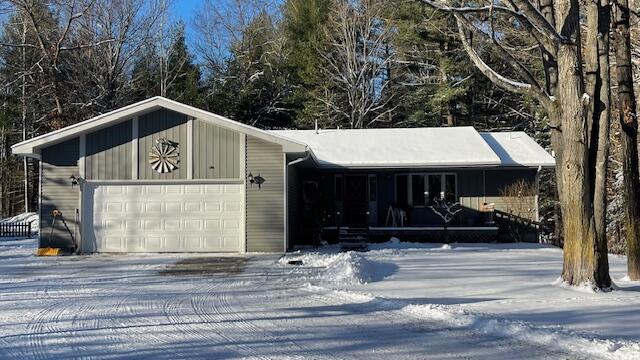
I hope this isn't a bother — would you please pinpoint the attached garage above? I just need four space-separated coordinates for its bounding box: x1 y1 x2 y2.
83 183 244 253
11 97 308 254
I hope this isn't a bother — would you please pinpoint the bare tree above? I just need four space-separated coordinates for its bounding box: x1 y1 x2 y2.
417 0 612 289
194 0 278 78
71 0 162 111
319 0 395 128
429 199 462 244
7 0 113 119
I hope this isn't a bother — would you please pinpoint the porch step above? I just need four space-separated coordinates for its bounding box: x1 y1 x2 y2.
339 227 369 250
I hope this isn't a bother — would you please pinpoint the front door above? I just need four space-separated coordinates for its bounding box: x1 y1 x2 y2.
343 175 368 226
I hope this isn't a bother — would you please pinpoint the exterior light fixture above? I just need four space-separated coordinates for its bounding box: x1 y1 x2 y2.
247 172 266 189
69 175 78 187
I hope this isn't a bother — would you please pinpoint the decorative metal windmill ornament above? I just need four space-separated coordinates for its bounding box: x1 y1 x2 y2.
149 138 179 173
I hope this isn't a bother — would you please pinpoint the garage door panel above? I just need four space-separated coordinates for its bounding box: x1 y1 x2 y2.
86 183 243 253
183 236 202 250
166 202 182 213
143 237 163 250
184 201 201 212
104 236 123 250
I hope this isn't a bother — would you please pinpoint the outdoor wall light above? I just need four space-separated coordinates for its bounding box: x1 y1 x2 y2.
69 175 78 187
247 172 266 189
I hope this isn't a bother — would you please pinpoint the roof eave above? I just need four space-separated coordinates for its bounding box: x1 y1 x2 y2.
11 96 308 157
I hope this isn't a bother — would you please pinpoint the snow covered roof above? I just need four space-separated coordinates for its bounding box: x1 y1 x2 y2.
272 127 554 168
480 132 555 167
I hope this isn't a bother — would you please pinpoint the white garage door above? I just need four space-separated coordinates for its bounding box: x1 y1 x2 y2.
83 183 244 253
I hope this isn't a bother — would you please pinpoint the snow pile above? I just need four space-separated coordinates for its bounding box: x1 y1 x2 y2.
318 287 640 360
0 212 38 231
280 251 397 285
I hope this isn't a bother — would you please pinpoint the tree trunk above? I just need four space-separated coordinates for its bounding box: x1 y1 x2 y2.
555 0 610 288
538 0 563 243
21 19 29 213
613 0 640 279
585 0 612 285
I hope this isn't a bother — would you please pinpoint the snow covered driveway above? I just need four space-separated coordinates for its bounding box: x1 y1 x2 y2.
0 239 618 359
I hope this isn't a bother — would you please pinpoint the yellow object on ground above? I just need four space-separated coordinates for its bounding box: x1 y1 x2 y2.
36 247 60 256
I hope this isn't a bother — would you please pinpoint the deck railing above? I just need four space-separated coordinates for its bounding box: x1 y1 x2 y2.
0 222 33 238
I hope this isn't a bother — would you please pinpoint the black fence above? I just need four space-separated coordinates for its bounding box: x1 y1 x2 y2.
0 222 32 238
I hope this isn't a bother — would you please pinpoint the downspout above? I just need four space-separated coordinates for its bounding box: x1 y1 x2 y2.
287 148 311 166
535 165 542 242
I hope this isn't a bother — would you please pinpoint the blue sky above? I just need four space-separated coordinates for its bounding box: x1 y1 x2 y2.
170 0 203 50
171 0 203 22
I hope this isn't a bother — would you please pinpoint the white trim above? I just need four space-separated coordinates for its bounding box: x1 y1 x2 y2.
131 116 139 180
78 135 86 254
239 133 246 254
482 169 487 205
403 172 458 207
186 117 193 180
283 153 288 252
321 226 499 231
78 135 86 179
316 162 504 169
11 97 307 157
83 179 244 185
38 160 43 247
370 226 499 231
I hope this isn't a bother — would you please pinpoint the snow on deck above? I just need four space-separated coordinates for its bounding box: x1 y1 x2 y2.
271 127 502 168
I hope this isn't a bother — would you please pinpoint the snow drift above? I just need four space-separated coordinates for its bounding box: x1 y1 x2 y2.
279 251 397 285
316 287 640 360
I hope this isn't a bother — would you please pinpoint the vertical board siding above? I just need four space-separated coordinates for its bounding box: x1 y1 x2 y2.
246 136 285 252
138 109 188 180
85 120 132 180
40 138 80 250
193 119 240 179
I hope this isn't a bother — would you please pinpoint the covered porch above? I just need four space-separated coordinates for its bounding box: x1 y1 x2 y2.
287 167 542 248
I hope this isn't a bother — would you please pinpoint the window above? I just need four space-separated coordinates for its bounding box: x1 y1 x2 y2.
427 175 442 205
401 173 457 207
444 174 456 203
412 175 426 206
369 175 377 201
396 175 408 207
335 175 343 202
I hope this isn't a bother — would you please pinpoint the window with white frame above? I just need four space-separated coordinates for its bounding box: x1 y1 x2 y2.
397 173 457 207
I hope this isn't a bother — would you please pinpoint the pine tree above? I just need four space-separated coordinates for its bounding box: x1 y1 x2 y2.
282 0 332 128
130 47 161 101
164 22 202 106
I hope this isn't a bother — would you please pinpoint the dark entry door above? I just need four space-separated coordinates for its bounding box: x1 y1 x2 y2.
343 175 368 226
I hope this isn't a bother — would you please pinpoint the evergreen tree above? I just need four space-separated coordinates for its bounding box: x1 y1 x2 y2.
281 0 332 128
206 11 292 128
130 46 161 101
164 21 202 106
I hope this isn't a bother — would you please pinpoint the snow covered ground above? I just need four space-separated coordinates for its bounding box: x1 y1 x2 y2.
0 235 636 359
282 241 640 359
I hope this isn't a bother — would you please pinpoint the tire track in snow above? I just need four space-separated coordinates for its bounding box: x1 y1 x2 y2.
25 299 67 360
199 263 339 360
187 278 270 360
215 280 313 359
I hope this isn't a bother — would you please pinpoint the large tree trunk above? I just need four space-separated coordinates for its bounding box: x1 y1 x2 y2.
613 0 640 279
538 0 564 243
585 0 612 285
555 0 610 288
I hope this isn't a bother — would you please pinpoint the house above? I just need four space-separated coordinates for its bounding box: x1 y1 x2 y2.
12 97 555 254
